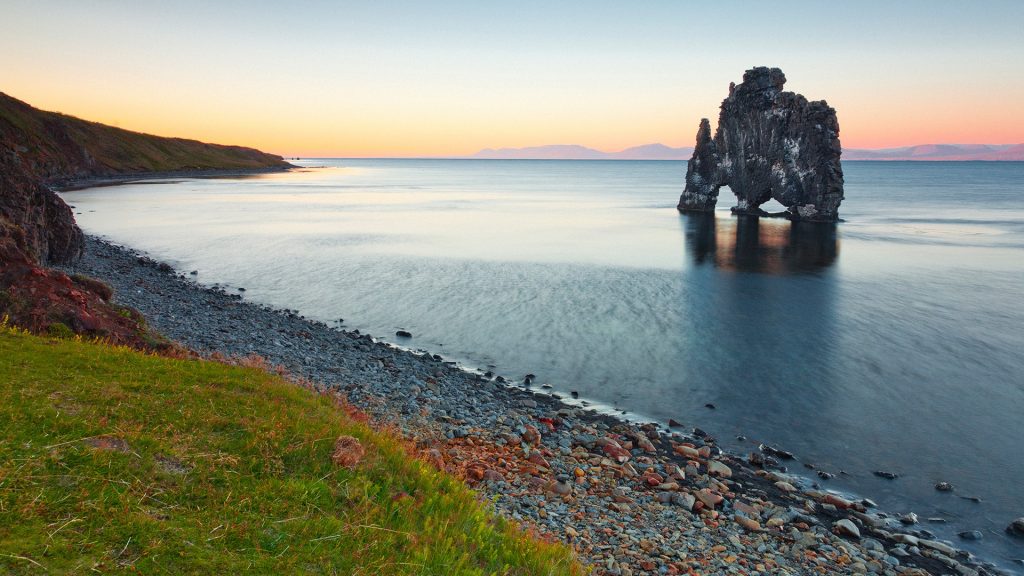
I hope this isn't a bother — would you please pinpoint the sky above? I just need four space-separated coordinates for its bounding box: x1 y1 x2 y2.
2 0 1023 157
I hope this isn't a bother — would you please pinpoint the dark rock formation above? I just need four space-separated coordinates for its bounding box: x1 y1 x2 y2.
0 152 83 264
678 67 844 221
681 118 721 212
0 224 168 347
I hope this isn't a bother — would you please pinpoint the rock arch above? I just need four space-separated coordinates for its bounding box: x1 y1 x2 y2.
677 67 845 221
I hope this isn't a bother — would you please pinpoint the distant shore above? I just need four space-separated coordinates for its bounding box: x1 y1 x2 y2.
56 234 1014 576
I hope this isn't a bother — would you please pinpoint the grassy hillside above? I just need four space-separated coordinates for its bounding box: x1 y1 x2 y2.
0 92 291 182
0 326 579 574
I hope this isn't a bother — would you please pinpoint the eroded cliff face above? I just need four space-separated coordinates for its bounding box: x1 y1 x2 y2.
0 151 83 264
0 216 165 347
677 67 844 221
0 155 156 346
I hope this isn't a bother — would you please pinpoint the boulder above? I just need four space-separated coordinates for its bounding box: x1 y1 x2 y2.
708 460 732 478
833 518 860 539
671 492 696 511
1008 517 1024 537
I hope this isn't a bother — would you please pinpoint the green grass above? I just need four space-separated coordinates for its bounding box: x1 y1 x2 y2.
0 327 580 574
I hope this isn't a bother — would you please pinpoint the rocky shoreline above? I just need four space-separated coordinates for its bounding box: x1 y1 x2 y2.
61 235 1014 576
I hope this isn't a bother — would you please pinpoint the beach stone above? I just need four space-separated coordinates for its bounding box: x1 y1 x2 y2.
601 440 630 463
483 469 505 483
673 444 700 459
822 494 854 509
957 530 983 541
774 481 797 493
527 452 550 468
1007 517 1024 537
671 492 696 511
736 516 761 531
636 436 656 453
643 472 664 486
550 481 572 496
734 501 759 517
696 489 723 509
935 481 954 492
748 451 765 467
920 539 956 555
610 502 630 513
760 444 795 460
899 512 918 525
834 519 861 539
708 460 732 478
892 534 919 546
522 425 541 446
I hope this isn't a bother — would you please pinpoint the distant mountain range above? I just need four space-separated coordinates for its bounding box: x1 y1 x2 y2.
471 143 693 160
842 144 1024 161
469 142 1024 161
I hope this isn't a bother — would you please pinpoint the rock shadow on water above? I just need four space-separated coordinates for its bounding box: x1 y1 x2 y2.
681 212 839 275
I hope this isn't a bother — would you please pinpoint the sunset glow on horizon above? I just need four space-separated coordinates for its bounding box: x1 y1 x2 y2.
3 1 1022 157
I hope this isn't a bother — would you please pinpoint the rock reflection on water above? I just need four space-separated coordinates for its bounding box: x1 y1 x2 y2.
682 213 839 274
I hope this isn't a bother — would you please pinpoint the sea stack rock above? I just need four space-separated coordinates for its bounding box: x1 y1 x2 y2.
677 67 844 221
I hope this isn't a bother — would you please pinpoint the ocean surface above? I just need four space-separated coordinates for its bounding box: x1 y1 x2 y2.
62 159 1024 569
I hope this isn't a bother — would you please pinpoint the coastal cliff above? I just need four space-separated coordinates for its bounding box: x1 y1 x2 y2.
0 92 290 186
678 67 845 221
0 91 291 343
0 154 82 264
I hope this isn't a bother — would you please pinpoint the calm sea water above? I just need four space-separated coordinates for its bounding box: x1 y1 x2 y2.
63 159 1024 569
